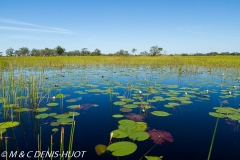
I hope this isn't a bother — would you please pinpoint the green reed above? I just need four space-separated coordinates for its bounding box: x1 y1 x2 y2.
207 104 223 160
67 120 76 160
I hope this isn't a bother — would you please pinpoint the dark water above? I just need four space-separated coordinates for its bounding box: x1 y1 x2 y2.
1 66 240 160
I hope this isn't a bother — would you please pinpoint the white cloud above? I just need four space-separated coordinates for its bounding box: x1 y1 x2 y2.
0 18 74 34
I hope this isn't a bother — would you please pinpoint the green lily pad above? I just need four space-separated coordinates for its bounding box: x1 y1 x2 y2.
118 119 136 125
106 141 137 156
145 156 163 160
151 111 170 116
0 122 19 129
123 104 138 108
47 103 59 107
50 122 60 126
112 114 124 118
114 101 127 105
112 129 128 138
54 114 70 119
3 104 15 108
67 105 80 109
35 107 48 112
209 112 225 118
57 118 73 123
129 131 149 141
56 94 65 98
68 112 80 116
13 108 31 112
48 113 57 116
52 128 59 132
35 113 49 119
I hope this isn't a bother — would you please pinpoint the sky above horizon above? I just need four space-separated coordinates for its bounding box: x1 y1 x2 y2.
0 0 240 55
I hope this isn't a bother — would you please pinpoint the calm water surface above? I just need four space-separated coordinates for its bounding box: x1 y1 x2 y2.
1 66 240 160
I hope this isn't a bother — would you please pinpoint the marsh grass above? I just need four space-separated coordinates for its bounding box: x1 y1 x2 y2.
1 56 240 68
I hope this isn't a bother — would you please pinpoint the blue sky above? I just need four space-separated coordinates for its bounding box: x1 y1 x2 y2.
0 0 240 55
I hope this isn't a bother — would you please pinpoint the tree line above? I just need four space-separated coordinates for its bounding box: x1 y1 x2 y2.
3 46 163 56
2 46 240 56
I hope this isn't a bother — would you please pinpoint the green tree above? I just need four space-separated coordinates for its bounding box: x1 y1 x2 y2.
81 48 89 56
19 47 30 56
55 46 65 56
132 48 137 55
115 49 127 56
91 48 101 56
149 46 163 56
6 47 14 56
31 48 40 56
140 51 149 56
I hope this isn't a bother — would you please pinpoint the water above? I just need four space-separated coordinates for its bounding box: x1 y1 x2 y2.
1 66 240 160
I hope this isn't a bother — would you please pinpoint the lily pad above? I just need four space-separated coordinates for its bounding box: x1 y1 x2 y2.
0 122 19 129
95 144 107 156
35 107 48 112
112 114 124 118
57 118 73 123
209 112 225 118
145 156 163 160
47 103 59 107
106 141 137 156
54 114 70 119
68 112 80 116
55 94 65 98
14 108 31 112
129 131 149 141
67 105 80 109
112 129 128 138
35 113 49 119
52 128 59 132
114 101 127 106
50 122 60 126
123 104 138 108
151 111 170 117
118 119 136 125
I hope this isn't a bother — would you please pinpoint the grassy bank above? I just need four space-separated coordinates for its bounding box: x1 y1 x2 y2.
1 56 240 69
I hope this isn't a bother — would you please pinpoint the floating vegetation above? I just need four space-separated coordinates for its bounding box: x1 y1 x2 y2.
95 144 107 156
47 103 59 107
1 59 240 159
112 114 124 118
125 113 144 121
52 128 59 132
106 141 137 156
128 131 150 141
151 111 170 117
148 129 174 145
35 113 49 119
35 107 48 112
111 129 128 138
50 122 60 126
0 122 19 129
145 156 163 160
